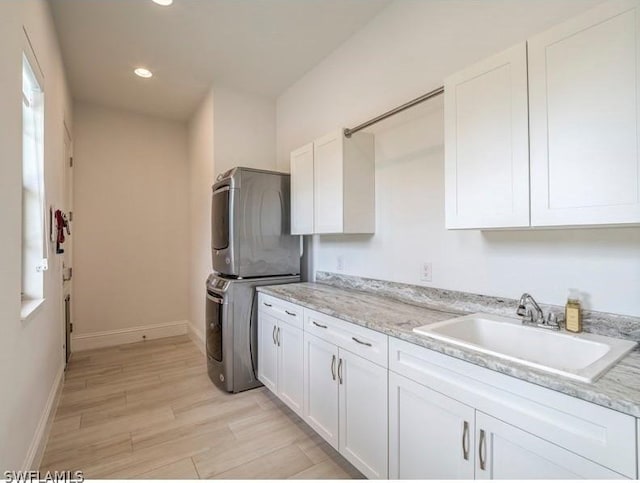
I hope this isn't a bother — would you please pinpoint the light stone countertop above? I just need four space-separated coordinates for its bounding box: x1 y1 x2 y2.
257 282 640 418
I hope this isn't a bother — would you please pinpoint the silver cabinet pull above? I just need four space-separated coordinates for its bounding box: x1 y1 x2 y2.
331 354 336 381
272 325 277 345
285 310 296 317
352 336 372 347
276 327 281 347
338 358 343 384
479 429 487 471
312 321 328 329
462 421 470 461
263 302 272 307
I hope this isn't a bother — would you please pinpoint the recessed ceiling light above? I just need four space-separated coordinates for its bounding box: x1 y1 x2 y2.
152 0 173 6
134 67 153 78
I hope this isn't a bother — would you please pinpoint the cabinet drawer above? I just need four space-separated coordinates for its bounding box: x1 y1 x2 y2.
305 309 388 368
389 338 636 478
258 294 303 329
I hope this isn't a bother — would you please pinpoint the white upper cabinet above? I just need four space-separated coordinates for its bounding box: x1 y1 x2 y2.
445 0 640 229
528 0 640 226
314 131 345 234
445 43 530 229
290 129 375 235
290 143 314 235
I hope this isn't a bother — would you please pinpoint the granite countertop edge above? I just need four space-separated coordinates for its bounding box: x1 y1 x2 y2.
257 283 640 419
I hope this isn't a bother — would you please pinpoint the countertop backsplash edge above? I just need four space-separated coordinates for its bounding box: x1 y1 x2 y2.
315 271 640 344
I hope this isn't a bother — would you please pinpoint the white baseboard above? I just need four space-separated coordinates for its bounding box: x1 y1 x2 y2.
23 364 64 470
187 320 206 355
71 320 188 352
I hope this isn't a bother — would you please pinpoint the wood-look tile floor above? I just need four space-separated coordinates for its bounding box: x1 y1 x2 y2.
40 335 364 479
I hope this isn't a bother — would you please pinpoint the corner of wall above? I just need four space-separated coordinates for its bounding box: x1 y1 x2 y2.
187 320 206 356
187 87 215 344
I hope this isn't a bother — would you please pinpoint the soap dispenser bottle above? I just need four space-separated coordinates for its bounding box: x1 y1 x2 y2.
565 289 583 333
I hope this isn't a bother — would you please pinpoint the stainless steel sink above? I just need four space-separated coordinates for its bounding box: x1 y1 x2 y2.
413 313 636 383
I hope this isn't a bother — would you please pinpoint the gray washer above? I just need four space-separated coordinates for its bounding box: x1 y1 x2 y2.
205 273 300 393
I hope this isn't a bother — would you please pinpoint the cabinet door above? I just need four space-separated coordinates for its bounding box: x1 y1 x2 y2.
338 349 388 479
529 0 640 226
303 332 339 449
475 412 625 480
444 42 530 229
389 372 475 480
314 130 344 234
290 143 314 235
257 312 278 393
277 322 303 417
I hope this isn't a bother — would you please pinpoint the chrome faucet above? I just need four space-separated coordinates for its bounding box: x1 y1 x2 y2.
517 293 545 324
516 293 563 330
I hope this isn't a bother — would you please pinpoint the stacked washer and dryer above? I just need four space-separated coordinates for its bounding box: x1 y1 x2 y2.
205 167 301 393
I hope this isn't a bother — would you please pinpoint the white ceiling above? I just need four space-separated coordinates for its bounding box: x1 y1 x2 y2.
49 0 391 121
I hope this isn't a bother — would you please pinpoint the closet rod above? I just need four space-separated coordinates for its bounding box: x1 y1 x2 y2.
343 85 444 138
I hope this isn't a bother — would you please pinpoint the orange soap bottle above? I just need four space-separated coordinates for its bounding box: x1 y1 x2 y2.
565 290 583 333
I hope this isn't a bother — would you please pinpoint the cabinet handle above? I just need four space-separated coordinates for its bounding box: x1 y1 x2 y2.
479 429 487 471
338 358 343 384
263 302 272 307
462 421 470 461
285 310 296 317
312 321 328 329
272 326 277 345
277 327 281 347
331 354 336 381
351 336 372 347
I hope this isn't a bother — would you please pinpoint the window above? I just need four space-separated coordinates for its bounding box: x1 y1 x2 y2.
21 53 46 316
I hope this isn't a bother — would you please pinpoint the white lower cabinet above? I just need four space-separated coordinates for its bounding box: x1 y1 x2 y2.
303 332 389 479
277 322 304 415
389 338 636 479
389 372 474 479
259 295 637 480
339 349 388 479
257 310 303 417
390 372 627 480
475 412 624 480
303 332 339 447
257 312 278 393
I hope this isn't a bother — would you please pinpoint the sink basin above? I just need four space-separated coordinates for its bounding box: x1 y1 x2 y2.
413 313 637 383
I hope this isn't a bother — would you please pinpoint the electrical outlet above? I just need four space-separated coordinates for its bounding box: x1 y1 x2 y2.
421 262 432 282
337 255 345 272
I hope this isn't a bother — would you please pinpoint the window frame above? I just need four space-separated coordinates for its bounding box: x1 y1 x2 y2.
20 33 47 322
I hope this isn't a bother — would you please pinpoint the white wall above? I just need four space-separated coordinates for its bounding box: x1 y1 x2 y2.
276 0 640 317
213 86 277 175
72 103 189 337
187 88 215 342
187 86 277 341
0 0 72 470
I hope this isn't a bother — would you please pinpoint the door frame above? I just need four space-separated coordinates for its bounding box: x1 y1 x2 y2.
62 121 73 364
